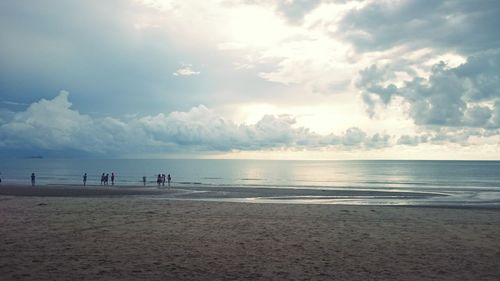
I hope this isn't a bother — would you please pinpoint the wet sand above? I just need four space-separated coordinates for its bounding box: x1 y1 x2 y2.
0 184 441 200
0 185 499 280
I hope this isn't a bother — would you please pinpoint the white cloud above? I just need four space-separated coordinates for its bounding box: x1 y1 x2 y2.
0 91 404 156
172 66 200 76
0 91 99 151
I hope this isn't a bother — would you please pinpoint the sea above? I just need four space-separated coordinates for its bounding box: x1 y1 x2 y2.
1 159 499 206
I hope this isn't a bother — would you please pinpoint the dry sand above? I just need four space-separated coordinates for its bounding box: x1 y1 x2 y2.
0 185 499 280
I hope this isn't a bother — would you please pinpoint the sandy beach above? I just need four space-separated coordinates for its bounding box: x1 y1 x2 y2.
0 185 499 280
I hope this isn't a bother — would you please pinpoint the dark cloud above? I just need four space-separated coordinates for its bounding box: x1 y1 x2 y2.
367 133 391 149
427 129 480 145
341 127 366 146
358 51 500 129
396 128 499 146
397 135 422 146
338 0 500 54
348 0 500 144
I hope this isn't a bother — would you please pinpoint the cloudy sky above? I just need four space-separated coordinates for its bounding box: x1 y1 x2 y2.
0 0 499 159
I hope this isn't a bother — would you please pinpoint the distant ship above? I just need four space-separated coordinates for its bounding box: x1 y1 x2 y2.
25 156 43 159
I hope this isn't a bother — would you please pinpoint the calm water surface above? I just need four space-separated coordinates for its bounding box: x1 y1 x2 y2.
1 159 499 206
0 159 499 188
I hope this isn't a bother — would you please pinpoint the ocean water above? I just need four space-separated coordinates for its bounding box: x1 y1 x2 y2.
1 159 499 206
0 159 499 189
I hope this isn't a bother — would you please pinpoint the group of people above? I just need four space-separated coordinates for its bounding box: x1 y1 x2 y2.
99 173 115 186
156 173 172 187
2 172 174 187
80 173 173 187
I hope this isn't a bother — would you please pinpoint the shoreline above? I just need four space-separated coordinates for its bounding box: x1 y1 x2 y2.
1 184 500 209
0 184 167 197
0 183 442 200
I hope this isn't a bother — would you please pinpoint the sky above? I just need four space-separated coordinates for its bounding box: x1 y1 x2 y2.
0 0 499 159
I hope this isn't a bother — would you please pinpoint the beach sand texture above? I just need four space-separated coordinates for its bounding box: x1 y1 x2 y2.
0 187 499 280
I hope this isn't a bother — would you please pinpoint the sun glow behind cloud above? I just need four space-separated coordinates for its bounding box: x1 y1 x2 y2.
224 5 293 49
0 0 499 159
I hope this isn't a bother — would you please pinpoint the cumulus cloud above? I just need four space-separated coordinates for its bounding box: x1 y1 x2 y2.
0 92 394 156
1 91 94 150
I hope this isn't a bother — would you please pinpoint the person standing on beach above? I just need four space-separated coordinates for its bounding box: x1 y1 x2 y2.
111 173 115 185
161 174 166 186
105 173 109 185
157 174 161 187
31 173 35 186
167 174 171 187
142 176 146 186
101 173 105 185
83 173 87 186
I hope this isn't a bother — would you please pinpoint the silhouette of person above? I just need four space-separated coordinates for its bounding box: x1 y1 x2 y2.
142 176 146 186
161 174 166 186
83 173 87 186
31 173 35 186
101 173 105 185
167 174 171 187
157 174 161 187
105 173 109 185
111 173 115 185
